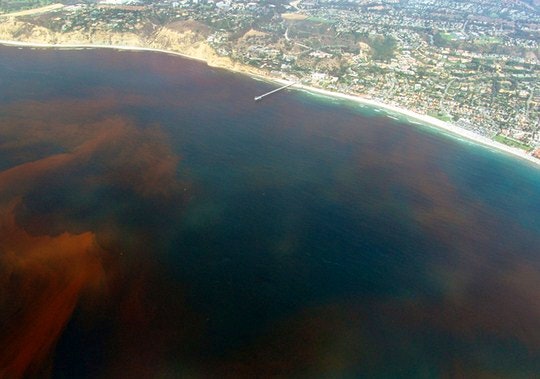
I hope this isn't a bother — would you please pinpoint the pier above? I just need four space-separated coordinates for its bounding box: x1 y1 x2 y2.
254 82 296 101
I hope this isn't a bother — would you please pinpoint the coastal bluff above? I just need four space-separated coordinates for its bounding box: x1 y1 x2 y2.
0 18 263 75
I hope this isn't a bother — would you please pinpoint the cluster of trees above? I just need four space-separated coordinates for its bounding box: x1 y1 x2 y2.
358 34 396 61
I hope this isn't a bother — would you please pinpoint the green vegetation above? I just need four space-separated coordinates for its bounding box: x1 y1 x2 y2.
494 134 533 151
368 35 397 61
440 32 457 41
0 0 53 13
306 16 335 24
428 111 453 122
475 36 502 45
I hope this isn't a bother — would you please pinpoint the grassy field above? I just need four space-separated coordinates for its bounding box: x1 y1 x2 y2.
440 32 459 41
494 134 533 151
475 36 502 45
428 111 453 122
307 16 336 24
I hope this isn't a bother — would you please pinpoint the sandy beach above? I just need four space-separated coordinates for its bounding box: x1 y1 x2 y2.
1 38 539 168
282 81 540 168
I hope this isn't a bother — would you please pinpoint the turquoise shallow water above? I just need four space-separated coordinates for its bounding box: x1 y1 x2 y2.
0 46 539 378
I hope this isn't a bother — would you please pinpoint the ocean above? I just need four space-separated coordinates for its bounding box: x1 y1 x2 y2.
0 46 539 378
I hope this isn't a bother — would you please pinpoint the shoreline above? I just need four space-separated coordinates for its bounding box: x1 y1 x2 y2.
1 38 539 168
286 82 540 167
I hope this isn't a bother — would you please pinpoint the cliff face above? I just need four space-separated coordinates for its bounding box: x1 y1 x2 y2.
150 26 220 62
0 20 57 43
0 18 266 77
0 19 143 46
150 26 257 73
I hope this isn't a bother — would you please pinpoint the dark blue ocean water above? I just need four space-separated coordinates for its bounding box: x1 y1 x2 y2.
0 46 539 378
